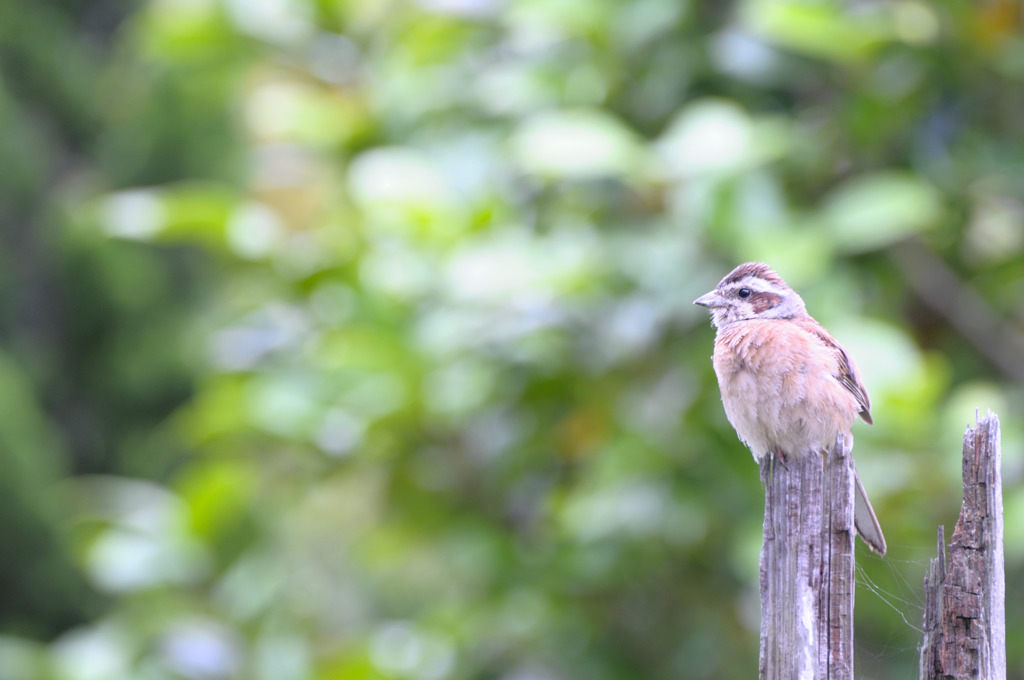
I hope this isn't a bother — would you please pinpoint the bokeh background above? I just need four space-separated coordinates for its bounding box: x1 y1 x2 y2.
3 0 1024 678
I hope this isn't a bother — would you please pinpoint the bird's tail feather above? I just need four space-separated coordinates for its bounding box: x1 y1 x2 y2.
853 469 886 555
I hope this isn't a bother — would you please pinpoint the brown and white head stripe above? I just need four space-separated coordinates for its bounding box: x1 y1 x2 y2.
693 262 808 328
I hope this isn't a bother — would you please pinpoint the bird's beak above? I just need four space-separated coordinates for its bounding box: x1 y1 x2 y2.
693 290 725 308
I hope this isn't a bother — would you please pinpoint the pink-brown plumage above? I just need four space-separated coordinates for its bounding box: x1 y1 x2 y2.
694 262 886 555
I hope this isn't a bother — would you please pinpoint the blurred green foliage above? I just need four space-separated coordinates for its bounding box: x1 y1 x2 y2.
2 0 1024 678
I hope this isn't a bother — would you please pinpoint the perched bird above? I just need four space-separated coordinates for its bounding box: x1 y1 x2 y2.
693 262 886 555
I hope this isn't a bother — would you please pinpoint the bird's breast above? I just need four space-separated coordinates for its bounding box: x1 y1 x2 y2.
711 320 858 459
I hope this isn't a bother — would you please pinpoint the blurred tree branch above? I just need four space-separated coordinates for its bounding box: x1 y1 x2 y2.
893 240 1024 383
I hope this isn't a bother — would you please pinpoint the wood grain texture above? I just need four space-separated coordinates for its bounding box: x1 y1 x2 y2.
920 413 1005 679
759 434 855 679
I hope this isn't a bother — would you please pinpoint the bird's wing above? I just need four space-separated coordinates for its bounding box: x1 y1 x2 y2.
794 318 873 425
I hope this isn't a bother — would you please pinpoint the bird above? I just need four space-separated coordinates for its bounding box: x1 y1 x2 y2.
693 262 886 555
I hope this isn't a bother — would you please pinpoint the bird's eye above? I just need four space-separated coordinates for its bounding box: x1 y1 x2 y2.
738 288 752 299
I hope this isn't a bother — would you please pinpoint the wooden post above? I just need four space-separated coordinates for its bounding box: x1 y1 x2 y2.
759 434 855 679
919 412 1005 679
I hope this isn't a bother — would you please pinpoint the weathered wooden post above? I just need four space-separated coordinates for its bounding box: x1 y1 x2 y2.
920 412 1005 679
758 433 855 679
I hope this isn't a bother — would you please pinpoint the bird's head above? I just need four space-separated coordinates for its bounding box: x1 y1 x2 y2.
693 262 807 329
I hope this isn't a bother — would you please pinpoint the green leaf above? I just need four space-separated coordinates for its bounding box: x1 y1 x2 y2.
742 0 891 64
822 172 943 252
511 109 649 179
657 99 789 178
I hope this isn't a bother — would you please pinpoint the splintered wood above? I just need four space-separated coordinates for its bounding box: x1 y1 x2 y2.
919 413 1006 679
